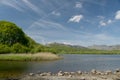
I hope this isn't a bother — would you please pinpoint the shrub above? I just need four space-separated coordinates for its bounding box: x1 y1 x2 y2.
11 43 30 53
0 44 11 54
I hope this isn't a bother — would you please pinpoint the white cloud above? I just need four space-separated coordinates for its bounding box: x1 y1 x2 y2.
99 21 107 26
52 11 61 16
115 10 120 20
75 2 82 8
68 15 83 23
99 19 112 26
107 19 112 24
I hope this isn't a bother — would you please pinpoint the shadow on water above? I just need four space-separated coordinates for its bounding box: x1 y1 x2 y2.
0 61 29 79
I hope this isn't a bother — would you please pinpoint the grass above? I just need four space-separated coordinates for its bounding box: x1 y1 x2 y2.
0 53 61 61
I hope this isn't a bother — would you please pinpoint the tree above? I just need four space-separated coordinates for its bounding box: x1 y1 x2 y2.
0 21 28 46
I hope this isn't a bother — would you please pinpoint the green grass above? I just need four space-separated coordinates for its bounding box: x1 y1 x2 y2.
0 53 61 61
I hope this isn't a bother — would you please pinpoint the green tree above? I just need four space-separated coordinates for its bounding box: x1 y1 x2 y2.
0 44 11 53
0 21 28 46
11 43 29 53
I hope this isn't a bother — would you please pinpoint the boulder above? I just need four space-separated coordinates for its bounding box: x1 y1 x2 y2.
57 71 63 76
91 69 97 74
77 70 82 75
29 73 34 76
105 70 112 75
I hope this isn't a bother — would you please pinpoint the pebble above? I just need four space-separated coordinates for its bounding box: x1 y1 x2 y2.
80 77 86 80
91 69 97 74
57 71 63 76
77 70 82 75
105 70 112 75
29 73 34 76
20 69 120 80
115 68 120 72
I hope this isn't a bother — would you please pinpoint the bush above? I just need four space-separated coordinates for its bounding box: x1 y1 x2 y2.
0 21 28 46
11 43 30 53
30 45 45 53
0 44 11 54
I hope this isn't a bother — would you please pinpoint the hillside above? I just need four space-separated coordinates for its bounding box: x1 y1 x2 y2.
46 42 94 54
45 43 120 54
0 21 44 54
88 45 120 50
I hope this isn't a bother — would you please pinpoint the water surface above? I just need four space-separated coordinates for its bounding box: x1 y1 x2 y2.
1 54 120 78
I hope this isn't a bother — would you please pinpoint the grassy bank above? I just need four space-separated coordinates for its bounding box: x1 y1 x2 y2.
0 53 61 61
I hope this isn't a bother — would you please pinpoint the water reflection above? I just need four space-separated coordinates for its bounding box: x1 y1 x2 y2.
0 61 28 78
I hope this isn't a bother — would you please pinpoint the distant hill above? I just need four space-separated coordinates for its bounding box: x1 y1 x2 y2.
47 42 86 49
46 42 89 54
88 45 120 50
45 43 120 54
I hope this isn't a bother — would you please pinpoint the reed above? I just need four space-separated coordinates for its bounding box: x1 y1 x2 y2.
0 53 61 61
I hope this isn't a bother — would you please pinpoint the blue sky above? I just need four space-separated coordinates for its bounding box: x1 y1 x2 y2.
1 0 120 46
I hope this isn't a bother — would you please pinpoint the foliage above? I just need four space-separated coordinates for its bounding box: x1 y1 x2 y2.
0 20 44 54
0 21 28 46
11 43 30 53
0 44 11 54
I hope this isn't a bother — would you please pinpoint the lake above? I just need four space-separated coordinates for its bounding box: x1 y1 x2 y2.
1 54 120 78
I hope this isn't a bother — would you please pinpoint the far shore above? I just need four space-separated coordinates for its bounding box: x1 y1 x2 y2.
19 69 120 80
0 52 61 61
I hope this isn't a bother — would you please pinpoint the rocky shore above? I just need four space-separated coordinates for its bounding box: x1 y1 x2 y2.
20 69 120 80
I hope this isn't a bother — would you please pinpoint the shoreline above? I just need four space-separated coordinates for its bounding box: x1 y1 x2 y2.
20 69 120 80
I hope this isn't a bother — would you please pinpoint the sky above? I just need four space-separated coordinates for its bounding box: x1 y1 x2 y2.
1 0 120 46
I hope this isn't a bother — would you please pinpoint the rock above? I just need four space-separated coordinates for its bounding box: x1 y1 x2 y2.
46 72 51 76
40 73 44 76
105 70 112 75
92 77 97 80
115 78 120 80
64 72 69 76
58 72 63 76
68 74 72 78
40 72 50 76
57 71 63 76
96 71 102 75
70 72 75 75
80 77 86 80
115 68 120 72
84 71 88 74
77 70 82 75
59 71 62 73
29 73 34 76
91 69 97 74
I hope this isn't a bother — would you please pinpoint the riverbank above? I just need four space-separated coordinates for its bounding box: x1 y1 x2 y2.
0 53 61 61
20 70 120 80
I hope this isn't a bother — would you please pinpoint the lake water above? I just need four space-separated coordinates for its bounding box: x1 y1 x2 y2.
1 54 120 78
